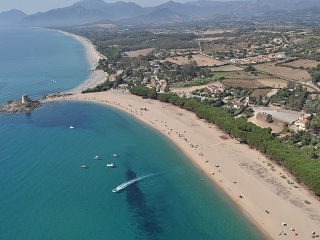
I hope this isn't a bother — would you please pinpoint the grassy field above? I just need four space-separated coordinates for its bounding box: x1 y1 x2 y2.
170 76 224 88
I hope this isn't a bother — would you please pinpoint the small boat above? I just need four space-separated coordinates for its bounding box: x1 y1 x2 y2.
81 165 87 168
107 163 114 167
112 154 118 157
93 155 100 160
69 126 74 129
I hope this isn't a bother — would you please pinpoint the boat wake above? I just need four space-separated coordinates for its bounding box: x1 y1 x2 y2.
112 174 156 193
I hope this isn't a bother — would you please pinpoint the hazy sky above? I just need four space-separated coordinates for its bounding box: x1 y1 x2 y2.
0 0 193 14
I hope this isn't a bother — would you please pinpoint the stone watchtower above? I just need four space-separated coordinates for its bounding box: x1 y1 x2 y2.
21 94 29 104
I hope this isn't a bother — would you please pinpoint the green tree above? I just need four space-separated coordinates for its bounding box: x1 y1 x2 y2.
244 63 256 73
266 114 273 123
310 116 320 134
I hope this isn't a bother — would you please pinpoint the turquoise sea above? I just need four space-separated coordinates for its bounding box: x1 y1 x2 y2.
0 28 265 239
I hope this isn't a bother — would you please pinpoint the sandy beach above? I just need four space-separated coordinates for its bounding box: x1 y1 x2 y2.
43 30 320 239
44 91 320 239
56 30 107 94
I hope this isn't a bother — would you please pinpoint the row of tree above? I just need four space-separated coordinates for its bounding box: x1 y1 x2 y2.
307 64 320 84
129 86 320 195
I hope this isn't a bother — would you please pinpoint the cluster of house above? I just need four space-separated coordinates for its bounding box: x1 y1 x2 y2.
206 85 225 94
293 113 312 130
106 56 168 92
230 53 286 64
108 70 124 82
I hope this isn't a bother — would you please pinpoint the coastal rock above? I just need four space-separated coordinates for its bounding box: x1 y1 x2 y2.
0 99 42 114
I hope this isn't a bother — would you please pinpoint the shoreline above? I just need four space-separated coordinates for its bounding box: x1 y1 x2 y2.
39 29 320 239
54 29 108 94
0 29 108 113
43 91 320 239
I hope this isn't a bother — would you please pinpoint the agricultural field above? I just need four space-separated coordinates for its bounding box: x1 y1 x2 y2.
211 65 243 72
194 29 234 35
93 24 116 28
256 78 289 88
166 54 225 66
255 63 311 81
250 89 272 98
202 42 247 52
222 79 265 88
212 71 252 79
196 37 237 41
265 89 279 97
284 59 319 68
123 48 155 57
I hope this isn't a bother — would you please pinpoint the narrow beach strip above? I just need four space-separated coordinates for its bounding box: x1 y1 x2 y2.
54 29 108 94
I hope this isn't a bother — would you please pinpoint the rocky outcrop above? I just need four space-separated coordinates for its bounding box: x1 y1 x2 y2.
0 99 41 114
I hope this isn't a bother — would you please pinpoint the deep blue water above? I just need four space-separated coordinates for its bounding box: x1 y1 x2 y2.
0 28 265 239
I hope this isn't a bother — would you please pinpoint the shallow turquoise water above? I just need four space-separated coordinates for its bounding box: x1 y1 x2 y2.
0 102 264 239
0 27 90 104
0 28 265 239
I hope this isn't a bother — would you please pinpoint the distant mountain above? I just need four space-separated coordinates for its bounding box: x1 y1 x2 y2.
20 0 147 26
3 0 320 27
255 0 320 11
0 9 27 26
260 6 320 20
147 1 202 18
118 8 188 25
147 1 270 18
22 6 107 27
72 0 109 10
72 0 146 20
103 1 146 20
